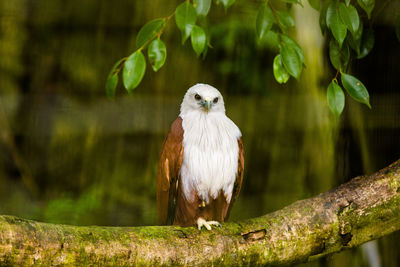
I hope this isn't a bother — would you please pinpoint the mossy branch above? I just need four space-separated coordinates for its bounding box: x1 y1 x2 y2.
1 160 400 266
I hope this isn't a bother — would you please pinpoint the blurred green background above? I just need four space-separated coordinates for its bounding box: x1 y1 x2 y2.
0 0 399 266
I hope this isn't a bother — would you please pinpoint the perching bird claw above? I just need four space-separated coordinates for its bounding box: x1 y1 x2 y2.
197 217 221 230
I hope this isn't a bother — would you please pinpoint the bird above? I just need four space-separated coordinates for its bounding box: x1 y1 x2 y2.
156 83 244 230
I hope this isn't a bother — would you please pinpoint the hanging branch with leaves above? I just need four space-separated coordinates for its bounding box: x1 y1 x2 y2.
256 0 375 117
105 0 382 117
105 0 213 99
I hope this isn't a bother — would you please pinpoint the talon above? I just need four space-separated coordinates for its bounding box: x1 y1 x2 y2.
197 218 221 231
208 221 221 227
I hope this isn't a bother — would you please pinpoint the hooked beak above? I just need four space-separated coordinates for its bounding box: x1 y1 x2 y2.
201 97 212 113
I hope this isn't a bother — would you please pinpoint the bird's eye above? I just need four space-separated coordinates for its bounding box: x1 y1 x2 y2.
213 97 219 104
194 94 201 100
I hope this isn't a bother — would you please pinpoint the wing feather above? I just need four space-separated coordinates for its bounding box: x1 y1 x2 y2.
225 137 244 220
156 116 184 225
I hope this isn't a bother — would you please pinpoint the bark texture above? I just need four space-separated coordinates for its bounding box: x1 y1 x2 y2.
1 159 400 266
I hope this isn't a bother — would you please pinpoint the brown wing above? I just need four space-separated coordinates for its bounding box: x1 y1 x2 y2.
225 137 245 220
156 116 184 225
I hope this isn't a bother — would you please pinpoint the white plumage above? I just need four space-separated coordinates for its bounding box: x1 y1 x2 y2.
179 84 242 203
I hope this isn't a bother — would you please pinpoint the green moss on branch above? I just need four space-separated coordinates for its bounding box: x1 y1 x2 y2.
1 159 400 266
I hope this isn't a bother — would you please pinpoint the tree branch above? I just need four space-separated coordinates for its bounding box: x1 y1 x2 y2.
1 159 400 266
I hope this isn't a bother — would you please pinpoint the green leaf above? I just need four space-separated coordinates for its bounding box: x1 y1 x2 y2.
326 1 347 47
266 31 280 49
347 36 359 55
308 0 320 11
329 40 340 70
221 0 235 10
341 73 371 108
281 34 305 64
339 3 360 34
319 3 328 34
353 18 363 41
358 29 374 59
148 38 167 72
194 0 212 16
325 2 336 28
281 44 302 79
346 20 362 56
327 81 345 117
191 25 207 57
276 11 295 30
106 58 125 99
329 40 350 70
175 2 198 43
345 0 350 6
259 30 280 50
123 51 146 93
256 4 274 40
273 54 290 84
357 0 374 19
136 19 165 48
106 74 118 99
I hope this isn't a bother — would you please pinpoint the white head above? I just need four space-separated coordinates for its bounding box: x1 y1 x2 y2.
180 83 225 115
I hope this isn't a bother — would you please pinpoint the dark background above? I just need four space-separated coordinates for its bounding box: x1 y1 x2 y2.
0 0 399 266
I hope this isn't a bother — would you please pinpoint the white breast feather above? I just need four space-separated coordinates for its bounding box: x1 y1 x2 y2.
180 112 241 204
